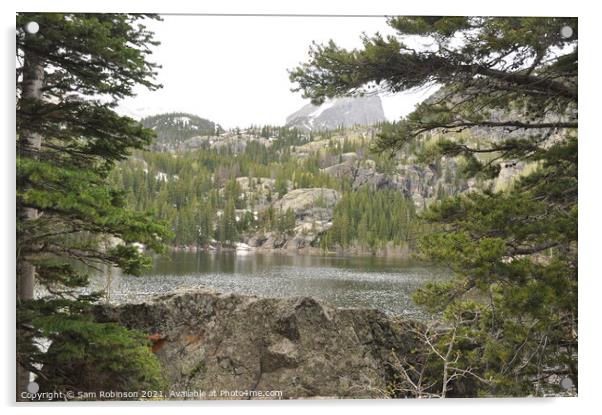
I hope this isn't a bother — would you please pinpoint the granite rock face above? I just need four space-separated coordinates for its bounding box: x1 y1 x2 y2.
94 287 421 399
320 157 464 209
249 188 341 250
272 188 341 221
286 96 386 132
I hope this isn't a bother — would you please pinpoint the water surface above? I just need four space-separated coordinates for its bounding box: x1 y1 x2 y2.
92 251 449 318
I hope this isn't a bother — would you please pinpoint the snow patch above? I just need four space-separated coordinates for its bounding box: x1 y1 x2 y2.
174 116 191 126
235 242 253 252
155 171 169 182
308 99 337 119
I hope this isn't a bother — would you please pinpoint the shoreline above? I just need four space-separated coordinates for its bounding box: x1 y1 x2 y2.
168 244 415 258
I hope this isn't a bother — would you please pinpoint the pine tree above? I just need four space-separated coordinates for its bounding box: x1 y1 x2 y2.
16 13 170 398
274 172 289 198
291 17 577 396
276 208 296 236
221 198 238 244
224 178 244 209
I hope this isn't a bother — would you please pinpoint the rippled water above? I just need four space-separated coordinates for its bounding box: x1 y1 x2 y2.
90 251 449 318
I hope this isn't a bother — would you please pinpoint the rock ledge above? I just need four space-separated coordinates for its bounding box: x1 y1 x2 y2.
94 287 420 399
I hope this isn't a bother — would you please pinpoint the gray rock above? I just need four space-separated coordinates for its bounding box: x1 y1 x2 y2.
273 188 340 222
495 159 526 189
94 287 422 399
286 96 386 132
247 188 341 250
319 157 465 209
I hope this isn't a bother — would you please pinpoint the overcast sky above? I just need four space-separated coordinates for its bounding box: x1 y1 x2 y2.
117 15 435 129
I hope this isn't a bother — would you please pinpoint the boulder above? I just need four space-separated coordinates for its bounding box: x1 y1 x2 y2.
322 162 354 179
94 287 422 399
273 188 340 218
495 159 527 190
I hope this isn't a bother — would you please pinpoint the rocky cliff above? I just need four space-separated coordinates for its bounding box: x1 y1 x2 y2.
320 156 465 209
94 287 422 399
246 188 341 251
286 96 386 132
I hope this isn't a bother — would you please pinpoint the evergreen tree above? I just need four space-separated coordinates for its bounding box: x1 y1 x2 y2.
219 198 238 245
197 201 214 246
16 13 169 397
274 172 289 198
291 17 577 396
324 188 417 252
276 208 296 236
223 178 245 209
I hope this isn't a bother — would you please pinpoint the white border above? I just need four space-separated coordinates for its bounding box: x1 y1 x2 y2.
2 1 597 414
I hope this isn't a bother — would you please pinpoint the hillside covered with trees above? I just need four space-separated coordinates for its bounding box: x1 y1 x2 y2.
141 112 225 151
109 119 464 254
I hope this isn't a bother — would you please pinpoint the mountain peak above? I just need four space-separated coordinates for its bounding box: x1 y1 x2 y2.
140 112 223 150
285 96 386 132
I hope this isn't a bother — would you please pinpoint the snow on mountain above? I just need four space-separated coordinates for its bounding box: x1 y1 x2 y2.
285 96 386 132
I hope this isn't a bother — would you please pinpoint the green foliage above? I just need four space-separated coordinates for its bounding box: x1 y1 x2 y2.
18 297 167 395
224 179 244 208
16 13 170 396
274 172 289 197
216 198 239 244
413 138 577 395
290 16 576 107
109 132 338 246
292 16 578 396
18 158 168 274
322 187 420 251
276 208 296 236
141 112 223 150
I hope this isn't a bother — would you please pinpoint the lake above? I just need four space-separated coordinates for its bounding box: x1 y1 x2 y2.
92 251 449 318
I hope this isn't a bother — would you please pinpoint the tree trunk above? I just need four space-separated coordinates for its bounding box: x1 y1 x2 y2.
17 41 44 399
